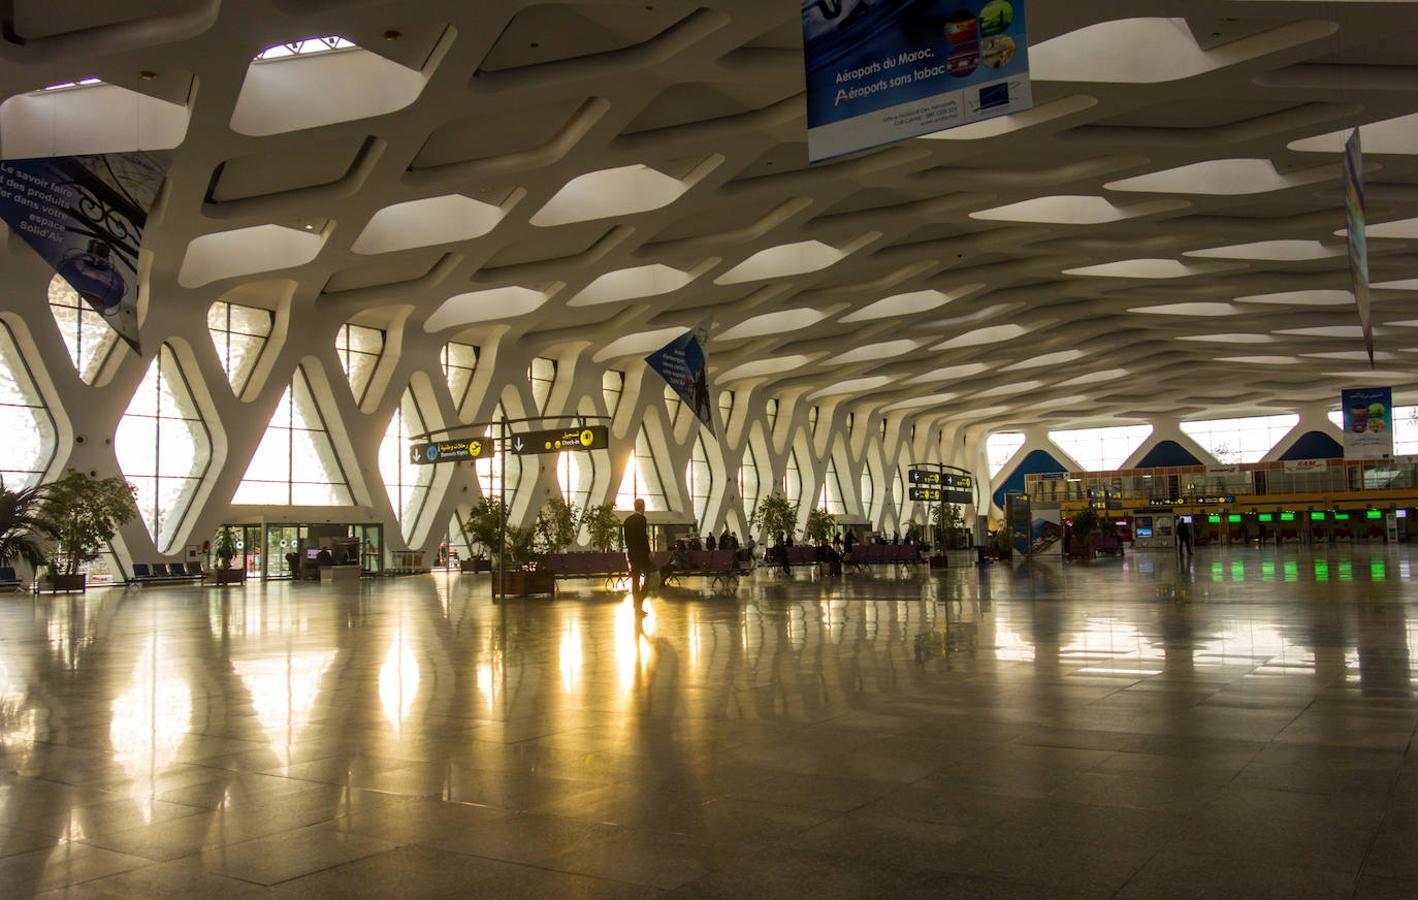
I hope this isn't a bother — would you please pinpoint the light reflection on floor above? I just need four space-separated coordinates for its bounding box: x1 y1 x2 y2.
2 546 1418 897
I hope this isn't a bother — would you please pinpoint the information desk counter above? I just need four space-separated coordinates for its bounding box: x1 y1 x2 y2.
319 565 362 585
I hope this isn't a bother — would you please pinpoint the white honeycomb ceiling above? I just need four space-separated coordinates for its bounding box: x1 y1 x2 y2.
4 0 1418 431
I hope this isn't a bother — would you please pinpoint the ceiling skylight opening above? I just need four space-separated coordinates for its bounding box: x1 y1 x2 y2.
920 94 1098 141
1289 112 1418 155
1004 350 1086 370
424 285 555 331
971 196 1185 225
823 340 921 367
905 363 990 385
978 380 1044 399
811 376 894 398
352 193 511 255
593 327 693 364
1234 290 1353 306
1177 333 1276 344
178 225 326 287
1275 325 1365 338
842 286 983 324
718 308 829 341
1216 356 1303 365
532 163 694 227
884 393 959 413
720 355 814 381
934 323 1030 350
1185 240 1342 261
714 240 850 286
1129 303 1239 316
568 264 699 307
254 36 358 62
1058 368 1128 387
1064 259 1205 279
1105 159 1311 195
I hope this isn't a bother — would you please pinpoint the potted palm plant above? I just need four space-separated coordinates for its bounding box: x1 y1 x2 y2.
210 527 245 585
805 507 837 545
0 477 54 586
581 503 621 553
501 523 554 598
40 469 136 592
750 492 798 544
460 498 501 573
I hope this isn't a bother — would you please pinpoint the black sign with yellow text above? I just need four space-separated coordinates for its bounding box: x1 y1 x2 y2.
409 437 488 465
510 425 609 456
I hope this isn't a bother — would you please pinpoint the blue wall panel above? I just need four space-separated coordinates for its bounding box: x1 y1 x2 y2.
993 449 1068 508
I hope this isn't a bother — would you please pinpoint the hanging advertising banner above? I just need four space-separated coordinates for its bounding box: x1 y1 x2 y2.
1007 492 1030 556
1341 387 1393 460
646 321 714 435
1283 459 1329 474
0 152 169 354
1344 129 1373 363
802 0 1032 162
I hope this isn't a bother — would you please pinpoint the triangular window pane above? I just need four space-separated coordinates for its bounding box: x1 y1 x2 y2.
1048 425 1153 472
785 448 803 507
1180 415 1299 465
718 391 734 433
379 388 434 540
48 274 117 384
663 385 681 428
0 321 57 488
116 344 211 550
441 341 478 413
818 457 846 515
616 426 667 511
987 432 1026 477
234 367 352 505
335 323 384 403
208 300 272 395
529 358 556 415
602 370 624 419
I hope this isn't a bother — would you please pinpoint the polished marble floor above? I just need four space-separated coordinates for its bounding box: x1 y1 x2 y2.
2 547 1418 898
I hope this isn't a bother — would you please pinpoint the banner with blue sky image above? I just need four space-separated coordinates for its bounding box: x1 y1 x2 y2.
646 322 714 436
802 0 1032 161
0 152 169 354
1341 387 1392 460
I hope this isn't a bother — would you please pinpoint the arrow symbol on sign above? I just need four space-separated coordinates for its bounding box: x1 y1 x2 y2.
513 436 524 452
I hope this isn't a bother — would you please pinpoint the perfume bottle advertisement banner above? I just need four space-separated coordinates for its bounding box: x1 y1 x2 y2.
801 0 1032 161
646 321 714 436
1341 387 1393 460
0 151 169 354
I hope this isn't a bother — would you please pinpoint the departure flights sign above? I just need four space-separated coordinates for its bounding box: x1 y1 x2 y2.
510 425 609 456
409 437 487 465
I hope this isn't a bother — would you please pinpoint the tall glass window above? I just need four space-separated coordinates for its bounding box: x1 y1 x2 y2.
528 357 556 415
664 384 681 428
718 391 734 433
557 449 595 509
602 370 624 419
785 448 803 507
739 443 761 522
1180 415 1300 464
809 406 820 434
860 464 875 519
476 403 523 503
1047 425 1153 472
818 457 846 514
234 367 353 505
116 344 211 550
0 321 57 488
441 342 478 413
893 468 906 523
335 323 383 403
987 432 1026 477
615 427 668 511
767 398 779 433
687 434 713 531
48 274 117 383
378 389 434 540
207 300 273 396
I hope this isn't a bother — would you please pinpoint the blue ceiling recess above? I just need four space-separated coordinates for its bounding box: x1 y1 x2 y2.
994 449 1068 508
1134 440 1202 468
1278 431 1344 461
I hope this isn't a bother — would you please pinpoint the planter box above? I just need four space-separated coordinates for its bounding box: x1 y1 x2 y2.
499 570 556 598
42 573 86 593
209 568 246 585
460 558 492 573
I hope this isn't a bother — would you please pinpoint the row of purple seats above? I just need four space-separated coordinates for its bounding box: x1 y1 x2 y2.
847 544 921 565
537 552 629 578
130 562 204 584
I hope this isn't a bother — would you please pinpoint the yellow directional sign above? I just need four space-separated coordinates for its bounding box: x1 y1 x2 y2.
512 425 610 456
409 438 486 465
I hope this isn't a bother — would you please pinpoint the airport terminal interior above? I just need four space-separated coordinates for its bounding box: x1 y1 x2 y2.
3 0 1418 897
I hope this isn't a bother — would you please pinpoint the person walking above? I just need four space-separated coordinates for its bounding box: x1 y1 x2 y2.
1176 517 1193 560
624 498 652 596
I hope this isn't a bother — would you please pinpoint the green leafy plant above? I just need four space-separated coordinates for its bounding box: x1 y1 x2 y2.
905 521 923 545
750 492 798 543
504 523 540 570
0 477 54 569
805 507 837 545
463 497 506 559
931 503 967 550
214 526 238 569
581 503 621 552
1097 516 1118 539
1071 506 1100 540
41 469 137 576
535 496 580 553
